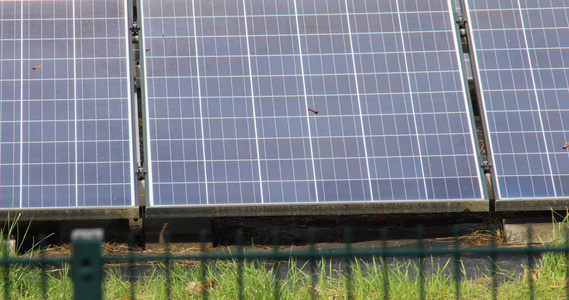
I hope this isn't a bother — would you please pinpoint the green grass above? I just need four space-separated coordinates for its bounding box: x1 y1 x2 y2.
0 250 562 299
5 211 569 299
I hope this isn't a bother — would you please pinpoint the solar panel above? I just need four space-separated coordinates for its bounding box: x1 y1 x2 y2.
0 0 136 208
140 0 484 207
465 0 569 199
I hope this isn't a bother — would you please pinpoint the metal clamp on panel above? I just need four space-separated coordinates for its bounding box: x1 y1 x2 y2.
136 166 147 181
481 160 493 173
129 21 140 35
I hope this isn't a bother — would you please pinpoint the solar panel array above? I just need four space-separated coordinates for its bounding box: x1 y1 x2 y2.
0 0 135 208
465 0 569 199
140 0 484 206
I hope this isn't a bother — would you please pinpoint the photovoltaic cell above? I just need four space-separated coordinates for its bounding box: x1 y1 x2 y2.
141 0 484 206
0 0 135 208
466 0 569 199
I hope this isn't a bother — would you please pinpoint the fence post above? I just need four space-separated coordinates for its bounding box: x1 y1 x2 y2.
71 229 104 300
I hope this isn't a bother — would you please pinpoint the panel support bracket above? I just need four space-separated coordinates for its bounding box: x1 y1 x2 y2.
129 22 140 35
455 17 469 52
136 166 146 181
480 160 492 173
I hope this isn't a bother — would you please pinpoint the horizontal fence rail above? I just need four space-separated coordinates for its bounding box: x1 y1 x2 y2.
0 225 567 299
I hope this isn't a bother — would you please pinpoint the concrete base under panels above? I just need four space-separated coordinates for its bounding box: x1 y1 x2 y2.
503 217 567 245
0 208 139 221
496 199 569 212
143 218 212 250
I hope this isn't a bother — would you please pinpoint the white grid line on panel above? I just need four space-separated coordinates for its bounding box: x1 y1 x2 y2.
99 0 109 206
83 0 94 206
160 0 174 204
344 0 374 201
2 16 118 21
122 0 136 206
143 69 461 78
163 2 176 205
147 176 479 185
293 0 319 202
253 1 270 201
1 182 132 188
148 153 473 163
242 0 265 204
50 2 57 204
76 0 82 205
0 7 3 203
215 2 229 203
394 0 429 200
307 0 342 201
474 28 569 34
139 0 155 205
478 66 569 72
447 0 483 199
192 0 210 205
141 11 451 19
176 0 190 202
273 1 288 202
147 111 474 120
150 133 476 140
0 76 131 81
145 90 465 99
515 0 557 197
1 159 133 166
1 37 126 43
206 1 219 203
302 0 366 201
138 48 459 57
279 0 304 203
253 0 293 202
1 118 129 124
153 0 165 205
470 7 567 13
466 1 564 199
134 29 455 39
18 2 24 208
228 1 240 203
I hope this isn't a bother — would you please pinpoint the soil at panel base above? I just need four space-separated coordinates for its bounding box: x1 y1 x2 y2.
210 212 505 247
6 210 559 253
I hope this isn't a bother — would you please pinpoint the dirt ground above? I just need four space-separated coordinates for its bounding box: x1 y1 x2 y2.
9 210 556 256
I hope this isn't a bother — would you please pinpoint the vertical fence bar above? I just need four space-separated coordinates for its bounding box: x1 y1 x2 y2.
381 228 389 300
200 229 209 300
417 225 425 300
39 233 47 298
272 229 280 300
128 233 136 300
71 229 104 300
453 225 461 300
563 226 569 300
3 234 9 300
490 224 497 300
345 227 353 300
236 231 244 300
164 231 171 300
526 226 534 300
308 228 316 300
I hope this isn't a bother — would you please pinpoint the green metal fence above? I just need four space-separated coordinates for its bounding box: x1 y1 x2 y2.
0 225 568 299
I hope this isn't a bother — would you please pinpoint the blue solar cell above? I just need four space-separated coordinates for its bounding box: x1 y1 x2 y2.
0 0 135 208
466 0 569 199
141 0 484 206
